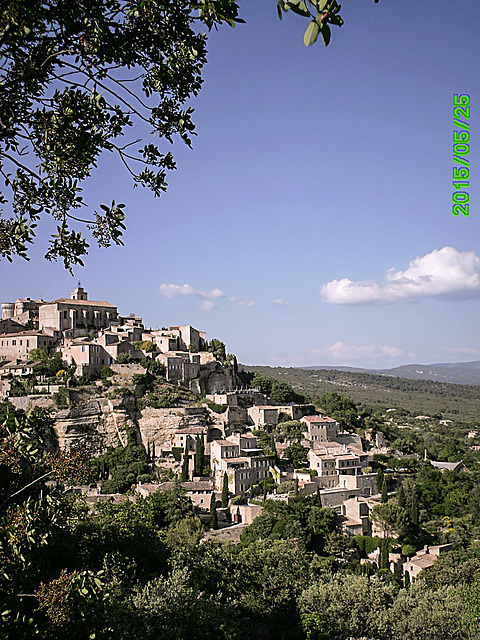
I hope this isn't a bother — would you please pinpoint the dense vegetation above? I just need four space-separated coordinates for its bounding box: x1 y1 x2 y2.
2 359 480 639
244 365 480 422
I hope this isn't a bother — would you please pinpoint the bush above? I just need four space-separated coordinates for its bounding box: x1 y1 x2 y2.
116 353 135 364
140 389 180 409
204 399 227 413
53 387 69 408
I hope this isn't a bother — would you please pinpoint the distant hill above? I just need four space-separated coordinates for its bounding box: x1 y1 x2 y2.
243 365 480 422
304 360 480 386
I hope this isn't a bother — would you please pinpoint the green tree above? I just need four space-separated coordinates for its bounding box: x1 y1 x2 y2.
284 442 308 467
376 467 385 494
0 0 244 269
207 338 226 362
381 479 388 504
180 446 189 482
221 471 229 508
194 435 204 476
209 492 218 530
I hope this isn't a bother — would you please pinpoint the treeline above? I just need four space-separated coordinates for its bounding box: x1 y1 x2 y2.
2 406 480 639
244 366 480 422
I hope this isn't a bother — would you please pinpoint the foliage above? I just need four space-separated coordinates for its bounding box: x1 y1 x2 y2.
93 428 150 493
141 358 166 378
0 0 244 269
207 338 226 361
138 387 180 409
244 365 480 423
194 435 204 476
315 391 361 430
30 348 67 377
209 491 218 530
204 398 228 413
248 371 308 404
240 497 336 554
222 471 229 508
284 442 308 467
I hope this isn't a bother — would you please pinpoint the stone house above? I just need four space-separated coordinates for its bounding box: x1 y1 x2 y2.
156 352 200 384
308 442 368 478
1 297 43 325
338 497 372 536
0 331 57 361
136 480 215 511
301 415 339 444
247 405 280 427
168 325 206 352
402 544 452 581
172 426 206 452
210 433 270 497
38 286 118 338
61 340 112 376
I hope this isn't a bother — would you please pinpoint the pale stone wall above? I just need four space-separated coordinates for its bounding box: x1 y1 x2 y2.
0 332 55 361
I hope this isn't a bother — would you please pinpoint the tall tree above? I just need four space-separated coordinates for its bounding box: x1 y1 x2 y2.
209 491 218 530
180 446 189 482
194 435 204 476
410 488 419 527
0 0 243 269
221 472 229 508
381 479 388 504
376 468 384 494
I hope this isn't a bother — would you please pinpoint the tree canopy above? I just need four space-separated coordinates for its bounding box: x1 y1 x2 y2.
0 1 379 270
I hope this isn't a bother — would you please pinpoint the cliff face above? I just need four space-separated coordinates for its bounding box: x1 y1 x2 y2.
53 392 226 455
54 395 134 453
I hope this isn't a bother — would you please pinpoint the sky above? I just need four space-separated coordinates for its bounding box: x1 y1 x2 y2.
2 0 480 369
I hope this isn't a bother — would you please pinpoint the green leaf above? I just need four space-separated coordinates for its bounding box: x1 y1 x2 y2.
304 20 320 46
286 0 310 17
321 23 331 46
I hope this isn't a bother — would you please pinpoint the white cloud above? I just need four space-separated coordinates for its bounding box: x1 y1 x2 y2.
272 298 289 305
159 283 225 299
229 296 256 307
311 341 403 362
200 300 216 311
320 247 480 304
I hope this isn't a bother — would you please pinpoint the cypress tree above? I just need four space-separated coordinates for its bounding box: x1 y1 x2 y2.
152 440 156 460
380 538 389 570
410 489 419 526
397 484 406 508
262 481 267 503
147 441 151 462
194 435 204 476
316 485 322 507
222 472 229 508
381 479 388 503
180 445 189 481
376 468 384 494
210 492 218 530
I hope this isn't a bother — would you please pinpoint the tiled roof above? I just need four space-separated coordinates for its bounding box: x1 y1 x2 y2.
52 298 117 308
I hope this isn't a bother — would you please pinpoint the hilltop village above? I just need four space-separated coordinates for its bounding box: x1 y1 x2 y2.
0 287 470 585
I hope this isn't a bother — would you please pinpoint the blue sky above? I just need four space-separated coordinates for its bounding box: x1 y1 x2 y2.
2 0 480 369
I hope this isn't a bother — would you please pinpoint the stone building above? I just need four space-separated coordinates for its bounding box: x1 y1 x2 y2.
1 297 43 325
301 415 339 444
210 433 270 497
0 331 57 361
38 286 118 338
61 340 112 376
169 325 206 352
